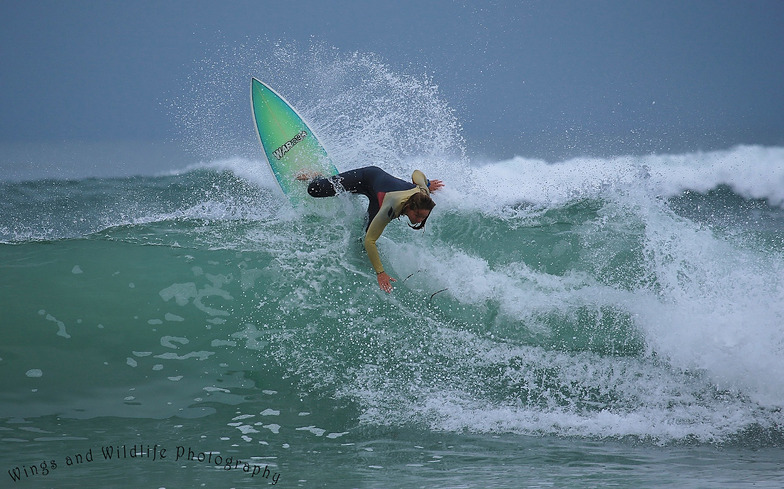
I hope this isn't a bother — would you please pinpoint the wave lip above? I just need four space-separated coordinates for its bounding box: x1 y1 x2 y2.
460 145 784 208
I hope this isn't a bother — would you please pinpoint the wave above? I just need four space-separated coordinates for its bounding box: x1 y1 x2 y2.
461 144 784 209
4 142 783 242
3 41 783 445
4 151 783 446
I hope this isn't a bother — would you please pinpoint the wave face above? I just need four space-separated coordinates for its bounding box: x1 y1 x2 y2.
3 142 783 445
2 44 784 488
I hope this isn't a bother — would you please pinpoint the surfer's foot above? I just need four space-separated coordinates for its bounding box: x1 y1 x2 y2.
295 172 323 182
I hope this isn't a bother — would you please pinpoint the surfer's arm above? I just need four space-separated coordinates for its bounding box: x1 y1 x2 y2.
412 170 430 195
364 216 389 275
412 170 444 193
364 208 397 293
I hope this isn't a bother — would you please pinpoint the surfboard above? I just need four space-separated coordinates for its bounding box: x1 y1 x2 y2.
250 78 338 202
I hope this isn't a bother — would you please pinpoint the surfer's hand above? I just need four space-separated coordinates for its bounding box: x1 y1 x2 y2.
377 272 396 293
428 179 444 192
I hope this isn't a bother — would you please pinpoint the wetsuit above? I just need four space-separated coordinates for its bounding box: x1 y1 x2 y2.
307 166 431 274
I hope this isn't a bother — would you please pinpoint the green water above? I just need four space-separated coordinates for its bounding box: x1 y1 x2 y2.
2 159 784 487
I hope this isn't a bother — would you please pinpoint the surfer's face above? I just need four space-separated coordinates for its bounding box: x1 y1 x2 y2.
406 209 430 225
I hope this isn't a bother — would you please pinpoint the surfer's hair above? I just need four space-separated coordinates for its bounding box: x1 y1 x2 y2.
403 192 436 230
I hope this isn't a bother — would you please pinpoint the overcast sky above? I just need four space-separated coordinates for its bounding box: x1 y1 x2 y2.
1 0 783 163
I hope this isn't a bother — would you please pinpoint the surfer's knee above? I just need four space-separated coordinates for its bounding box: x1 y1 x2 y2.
306 179 324 197
307 177 337 197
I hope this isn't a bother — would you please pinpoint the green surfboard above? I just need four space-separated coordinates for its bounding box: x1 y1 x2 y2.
250 78 339 202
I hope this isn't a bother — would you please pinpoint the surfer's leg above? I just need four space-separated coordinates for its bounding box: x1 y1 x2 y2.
332 167 384 228
307 176 339 197
306 167 384 230
307 167 377 198
333 168 374 196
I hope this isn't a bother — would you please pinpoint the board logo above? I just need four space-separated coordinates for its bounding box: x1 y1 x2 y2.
272 131 308 160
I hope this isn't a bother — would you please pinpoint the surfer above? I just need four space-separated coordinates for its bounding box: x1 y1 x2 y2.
302 166 444 293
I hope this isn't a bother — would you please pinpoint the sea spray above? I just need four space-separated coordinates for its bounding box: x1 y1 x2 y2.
171 39 467 179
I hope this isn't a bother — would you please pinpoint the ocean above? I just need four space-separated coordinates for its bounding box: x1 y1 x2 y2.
2 49 784 488
3 144 783 488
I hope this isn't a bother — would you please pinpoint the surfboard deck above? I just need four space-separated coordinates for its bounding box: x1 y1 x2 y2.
250 78 338 202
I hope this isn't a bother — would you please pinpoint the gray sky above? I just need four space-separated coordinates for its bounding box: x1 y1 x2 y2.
2 0 783 163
